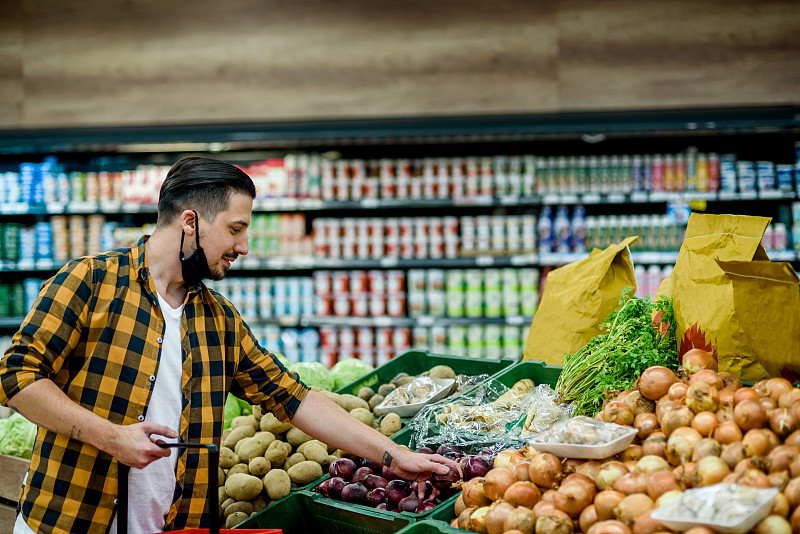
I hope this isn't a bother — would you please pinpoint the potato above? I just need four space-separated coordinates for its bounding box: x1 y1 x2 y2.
223 425 256 450
350 408 374 426
263 469 291 500
225 473 263 501
226 512 249 529
251 495 269 513
219 447 237 469
427 365 456 380
219 487 229 506
296 439 326 457
252 405 263 420
231 415 259 432
287 460 324 486
222 428 232 442
341 394 369 412
283 452 306 470
368 394 384 411
357 386 375 401
264 440 289 466
286 427 314 447
221 497 236 512
248 457 271 477
223 501 254 519
378 383 396 397
302 443 329 465
218 467 226 486
380 413 402 436
253 431 276 448
260 412 293 434
226 463 250 479
318 390 348 410
395 376 414 387
237 436 271 463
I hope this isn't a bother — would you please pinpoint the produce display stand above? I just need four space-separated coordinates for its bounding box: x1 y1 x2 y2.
234 491 413 534
394 519 463 534
334 350 517 396
0 453 29 532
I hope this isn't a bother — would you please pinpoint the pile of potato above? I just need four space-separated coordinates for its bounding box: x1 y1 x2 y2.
218 388 403 528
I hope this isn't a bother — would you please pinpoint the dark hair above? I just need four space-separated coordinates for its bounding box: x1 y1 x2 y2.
157 157 257 225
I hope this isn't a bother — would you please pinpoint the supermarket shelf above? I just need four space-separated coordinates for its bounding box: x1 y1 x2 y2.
0 188 796 217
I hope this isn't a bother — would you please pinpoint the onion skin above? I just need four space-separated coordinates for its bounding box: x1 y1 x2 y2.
718 388 735 409
734 399 767 431
784 477 800 509
612 472 648 495
666 427 703 466
618 445 643 463
691 437 722 462
642 433 667 459
673 462 696 488
668 382 688 401
614 493 654 527
504 507 536 534
718 372 742 391
483 467 517 502
682 348 717 374
624 391 656 417
742 428 772 457
633 455 671 476
765 378 794 402
662 405 694 437
535 508 574 534
579 504 599 533
714 421 743 444
503 480 541 508
587 520 632 534
596 461 628 491
512 459 532 482
485 501 515 534
770 408 799 437
632 510 664 534
716 406 734 423
771 491 790 517
791 505 800 532
529 453 564 490
734 387 759 405
462 477 492 508
753 514 792 534
634 413 659 440
689 370 723 390
458 506 477 531
721 441 745 469
693 455 730 486
575 461 602 483
686 382 720 414
594 490 626 521
602 401 635 426
646 470 682 500
691 411 719 437
553 479 595 517
638 366 678 401
778 389 800 409
766 444 799 473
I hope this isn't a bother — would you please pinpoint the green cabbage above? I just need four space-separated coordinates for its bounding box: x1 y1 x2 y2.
0 412 36 459
330 358 376 391
291 361 334 391
272 352 292 369
224 393 242 430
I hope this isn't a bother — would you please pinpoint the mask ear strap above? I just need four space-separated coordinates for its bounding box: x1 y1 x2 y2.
179 228 186 260
192 210 201 247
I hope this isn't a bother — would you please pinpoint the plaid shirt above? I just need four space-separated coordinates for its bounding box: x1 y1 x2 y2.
0 236 308 534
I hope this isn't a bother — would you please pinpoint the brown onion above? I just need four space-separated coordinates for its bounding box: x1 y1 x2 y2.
690 369 723 390
616 390 634 403
462 477 492 507
469 506 490 533
771 491 790 517
632 510 664 534
718 388 735 409
714 421 743 444
602 401 635 426
535 508 573 534
662 405 694 437
587 520 633 534
612 472 649 495
721 441 746 469
718 372 743 391
693 455 730 486
634 455 671 476
614 493 654 527
792 507 800 533
646 470 682 499
768 470 789 491
485 501 515 534
730 468 771 488
541 489 557 503
528 453 564 490
624 391 656 416
691 437 722 462
623 460 638 472
642 432 667 458
753 514 792 534
576 461 603 483
778 389 800 409
770 408 799 437
505 507 536 534
454 493 467 517
682 348 717 374
579 504 599 533
734 399 767 431
753 380 769 398
532 498 556 519
512 459 532 482
563 458 583 474
691 411 719 437
503 480 541 508
784 476 800 509
668 382 688 401
765 377 794 402
656 489 683 508
791 450 800 477
596 461 629 491
734 387 759 405
760 397 778 413
594 490 626 521
618 445 643 463
716 406 735 423
734 457 759 474
634 413 659 440
667 427 703 466
684 528 716 534
686 382 720 414
638 366 678 401
674 462 696 488
742 428 772 457
494 449 525 470
656 400 682 426
766 444 799 473
483 467 517 501
553 479 595 517
457 506 477 531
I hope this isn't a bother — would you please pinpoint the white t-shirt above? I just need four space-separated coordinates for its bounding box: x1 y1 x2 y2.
15 292 184 534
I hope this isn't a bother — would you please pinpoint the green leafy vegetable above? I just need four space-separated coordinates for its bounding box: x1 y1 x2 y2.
224 393 243 429
0 412 37 459
292 361 335 390
555 288 678 417
330 358 376 391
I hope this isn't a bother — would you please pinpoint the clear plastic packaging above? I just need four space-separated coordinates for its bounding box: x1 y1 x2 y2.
651 483 778 534
374 376 456 417
407 379 572 454
527 416 637 459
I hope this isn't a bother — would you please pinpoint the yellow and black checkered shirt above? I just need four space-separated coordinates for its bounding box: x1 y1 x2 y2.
0 236 309 534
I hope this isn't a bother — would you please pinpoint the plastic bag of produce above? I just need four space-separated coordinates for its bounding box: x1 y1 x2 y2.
523 236 638 365
655 213 797 381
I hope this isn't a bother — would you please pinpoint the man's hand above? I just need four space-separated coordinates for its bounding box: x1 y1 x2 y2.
388 448 462 499
101 421 178 469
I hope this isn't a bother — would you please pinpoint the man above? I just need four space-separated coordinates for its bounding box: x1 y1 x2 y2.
0 157 458 534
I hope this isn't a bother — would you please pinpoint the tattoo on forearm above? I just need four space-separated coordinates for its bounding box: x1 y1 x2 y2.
69 425 82 440
382 451 393 467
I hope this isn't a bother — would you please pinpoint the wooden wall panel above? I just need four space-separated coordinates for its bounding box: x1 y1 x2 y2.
2 0 799 129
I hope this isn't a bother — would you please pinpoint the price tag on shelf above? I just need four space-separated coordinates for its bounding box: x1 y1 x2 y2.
630 192 648 203
740 191 758 200
417 316 435 327
99 201 121 213
35 258 54 270
718 191 737 201
582 193 601 204
380 257 399 268
241 257 260 269
510 254 536 266
17 259 35 270
560 194 579 204
375 317 393 327
498 195 519 205
475 256 495 266
45 202 65 213
506 315 526 326
607 193 626 204
542 194 560 205
759 190 783 199
360 199 380 208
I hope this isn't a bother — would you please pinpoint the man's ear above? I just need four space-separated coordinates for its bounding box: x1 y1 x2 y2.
180 210 198 234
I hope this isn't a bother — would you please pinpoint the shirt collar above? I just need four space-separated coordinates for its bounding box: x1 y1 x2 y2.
134 234 206 300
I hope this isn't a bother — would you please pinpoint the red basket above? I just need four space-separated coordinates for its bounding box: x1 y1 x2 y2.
118 442 280 534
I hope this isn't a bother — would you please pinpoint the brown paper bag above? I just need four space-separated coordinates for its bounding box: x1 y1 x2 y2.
716 259 800 381
523 236 638 365
654 213 774 381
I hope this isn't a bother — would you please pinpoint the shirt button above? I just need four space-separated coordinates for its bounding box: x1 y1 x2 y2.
149 375 156 382
157 337 163 343
137 415 145 422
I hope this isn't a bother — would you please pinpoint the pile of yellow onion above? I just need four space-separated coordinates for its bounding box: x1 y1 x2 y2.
449 348 800 534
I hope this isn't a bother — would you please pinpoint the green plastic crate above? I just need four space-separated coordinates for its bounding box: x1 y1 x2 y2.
487 359 563 389
426 493 460 526
236 491 413 534
395 519 463 534
335 350 516 396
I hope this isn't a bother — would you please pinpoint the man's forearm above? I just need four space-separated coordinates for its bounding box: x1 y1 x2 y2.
7 379 114 451
291 390 406 468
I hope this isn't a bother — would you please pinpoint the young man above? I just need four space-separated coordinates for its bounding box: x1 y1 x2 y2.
0 157 458 534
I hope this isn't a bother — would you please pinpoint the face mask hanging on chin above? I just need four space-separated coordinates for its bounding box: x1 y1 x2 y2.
179 210 212 286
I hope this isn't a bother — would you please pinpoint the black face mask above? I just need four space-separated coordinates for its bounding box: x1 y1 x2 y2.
179 210 212 286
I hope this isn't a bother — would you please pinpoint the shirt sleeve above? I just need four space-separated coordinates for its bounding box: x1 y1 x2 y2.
0 259 94 405
231 318 309 423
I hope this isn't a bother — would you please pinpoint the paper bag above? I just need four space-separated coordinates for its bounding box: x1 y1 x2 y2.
654 213 774 381
716 259 800 381
523 236 638 365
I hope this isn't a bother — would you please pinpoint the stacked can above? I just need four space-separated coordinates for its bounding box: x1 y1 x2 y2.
634 265 673 298
407 269 445 317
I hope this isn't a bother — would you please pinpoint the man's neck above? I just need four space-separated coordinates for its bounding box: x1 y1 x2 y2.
145 231 188 308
